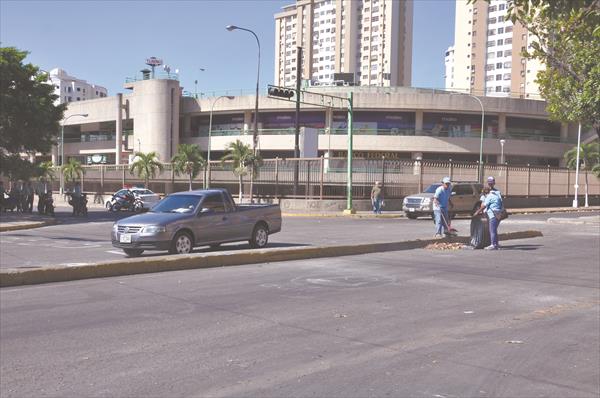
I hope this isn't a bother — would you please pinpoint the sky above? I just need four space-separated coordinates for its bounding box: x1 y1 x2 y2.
0 0 455 96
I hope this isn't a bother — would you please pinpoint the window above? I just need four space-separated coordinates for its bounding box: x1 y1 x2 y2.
504 61 512 68
67 87 72 92
497 39 503 45
488 5 497 12
496 62 503 68
495 86 502 92
503 86 511 93
488 29 496 35
486 75 494 81
76 97 80 101
487 52 495 59
499 4 506 10
504 50 512 57
488 17 497 24
497 51 503 57
487 41 495 47
498 16 504 22
486 64 495 71
506 26 513 33
76 87 81 92
498 27 504 34
202 194 226 213
505 38 512 44
496 74 502 80
503 73 511 80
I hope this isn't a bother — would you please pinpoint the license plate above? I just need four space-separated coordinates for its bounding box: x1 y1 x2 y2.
408 208 415 212
119 234 132 243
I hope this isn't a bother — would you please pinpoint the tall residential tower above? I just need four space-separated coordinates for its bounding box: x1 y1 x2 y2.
446 0 543 99
274 0 413 87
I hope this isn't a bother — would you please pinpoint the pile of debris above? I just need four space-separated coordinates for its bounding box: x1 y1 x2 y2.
425 242 466 251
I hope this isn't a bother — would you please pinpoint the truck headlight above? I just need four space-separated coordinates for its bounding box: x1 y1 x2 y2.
143 225 167 234
112 223 118 233
143 225 166 234
422 198 431 205
403 197 408 204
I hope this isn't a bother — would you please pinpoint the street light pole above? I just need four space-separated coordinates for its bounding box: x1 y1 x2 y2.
573 123 582 208
500 139 506 165
60 113 88 194
226 25 260 152
206 95 235 189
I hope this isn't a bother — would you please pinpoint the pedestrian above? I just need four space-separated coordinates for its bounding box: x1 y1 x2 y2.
433 177 453 238
23 181 34 213
478 178 504 250
371 181 384 214
487 176 502 198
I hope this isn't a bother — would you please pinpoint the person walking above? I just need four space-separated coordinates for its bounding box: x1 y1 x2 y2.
478 178 503 250
371 181 384 214
23 181 34 213
433 177 453 238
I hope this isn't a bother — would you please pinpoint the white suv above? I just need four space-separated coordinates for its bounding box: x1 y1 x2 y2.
402 182 484 219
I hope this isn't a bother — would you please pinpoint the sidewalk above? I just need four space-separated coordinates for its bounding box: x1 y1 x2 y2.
0 213 57 232
282 206 600 218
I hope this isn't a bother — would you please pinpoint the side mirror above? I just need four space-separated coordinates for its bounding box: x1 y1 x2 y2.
451 192 456 196
199 208 214 215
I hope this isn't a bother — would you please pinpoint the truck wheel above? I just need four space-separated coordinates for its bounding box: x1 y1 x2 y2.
170 231 194 255
406 213 418 220
249 223 269 249
123 249 144 257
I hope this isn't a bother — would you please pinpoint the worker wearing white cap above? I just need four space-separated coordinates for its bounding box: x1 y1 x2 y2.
432 177 453 237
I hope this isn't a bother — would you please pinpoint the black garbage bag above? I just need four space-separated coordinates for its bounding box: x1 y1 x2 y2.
470 215 491 249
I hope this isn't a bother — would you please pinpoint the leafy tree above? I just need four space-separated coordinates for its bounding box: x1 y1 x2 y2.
467 0 600 139
592 163 600 178
61 158 84 189
221 140 262 202
0 47 65 178
564 142 600 206
171 144 205 191
129 151 163 188
36 161 55 181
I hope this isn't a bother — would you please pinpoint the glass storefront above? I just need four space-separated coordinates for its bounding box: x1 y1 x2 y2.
506 117 561 142
423 113 498 138
192 114 244 136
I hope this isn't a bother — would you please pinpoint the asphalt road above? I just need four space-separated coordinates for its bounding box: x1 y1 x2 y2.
1 221 598 397
1 208 596 269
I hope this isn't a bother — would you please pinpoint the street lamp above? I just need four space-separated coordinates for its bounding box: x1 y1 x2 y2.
499 139 506 176
205 95 235 189
60 113 88 194
451 92 485 182
226 25 260 153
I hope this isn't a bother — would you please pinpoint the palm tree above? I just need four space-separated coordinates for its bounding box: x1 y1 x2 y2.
61 158 84 189
564 142 600 207
172 144 205 191
221 140 254 202
129 151 164 188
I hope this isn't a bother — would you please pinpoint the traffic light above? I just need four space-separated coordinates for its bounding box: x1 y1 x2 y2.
268 86 295 99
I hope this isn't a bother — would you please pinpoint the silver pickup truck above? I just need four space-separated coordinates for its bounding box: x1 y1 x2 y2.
112 188 281 257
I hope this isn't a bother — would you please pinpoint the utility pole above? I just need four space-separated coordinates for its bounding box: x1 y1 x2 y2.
343 92 355 214
294 46 302 197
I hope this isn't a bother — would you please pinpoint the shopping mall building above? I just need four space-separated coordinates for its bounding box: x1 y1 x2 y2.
53 75 589 168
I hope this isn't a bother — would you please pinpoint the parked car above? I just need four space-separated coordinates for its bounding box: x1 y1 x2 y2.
111 188 282 257
105 188 160 211
402 181 484 219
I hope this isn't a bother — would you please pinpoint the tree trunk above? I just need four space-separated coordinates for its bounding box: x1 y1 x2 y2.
238 176 243 203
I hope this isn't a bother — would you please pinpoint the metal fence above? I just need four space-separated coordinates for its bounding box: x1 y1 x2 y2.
52 158 600 199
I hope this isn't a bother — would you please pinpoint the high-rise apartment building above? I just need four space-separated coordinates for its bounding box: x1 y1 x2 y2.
48 68 108 105
446 0 543 99
274 0 413 87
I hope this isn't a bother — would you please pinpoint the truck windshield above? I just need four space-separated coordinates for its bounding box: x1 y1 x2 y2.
424 184 442 193
150 195 202 213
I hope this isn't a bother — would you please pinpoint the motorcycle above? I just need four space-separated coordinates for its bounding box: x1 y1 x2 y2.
38 193 55 216
108 190 143 212
67 192 88 216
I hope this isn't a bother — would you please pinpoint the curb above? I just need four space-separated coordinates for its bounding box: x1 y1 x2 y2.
0 230 543 288
0 219 57 232
547 216 600 225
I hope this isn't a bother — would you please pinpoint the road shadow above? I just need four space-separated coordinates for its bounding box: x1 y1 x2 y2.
499 244 542 251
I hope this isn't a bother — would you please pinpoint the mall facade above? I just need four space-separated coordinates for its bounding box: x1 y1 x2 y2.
53 76 585 168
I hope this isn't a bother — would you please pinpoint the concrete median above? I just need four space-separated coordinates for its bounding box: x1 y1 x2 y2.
0 230 543 288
